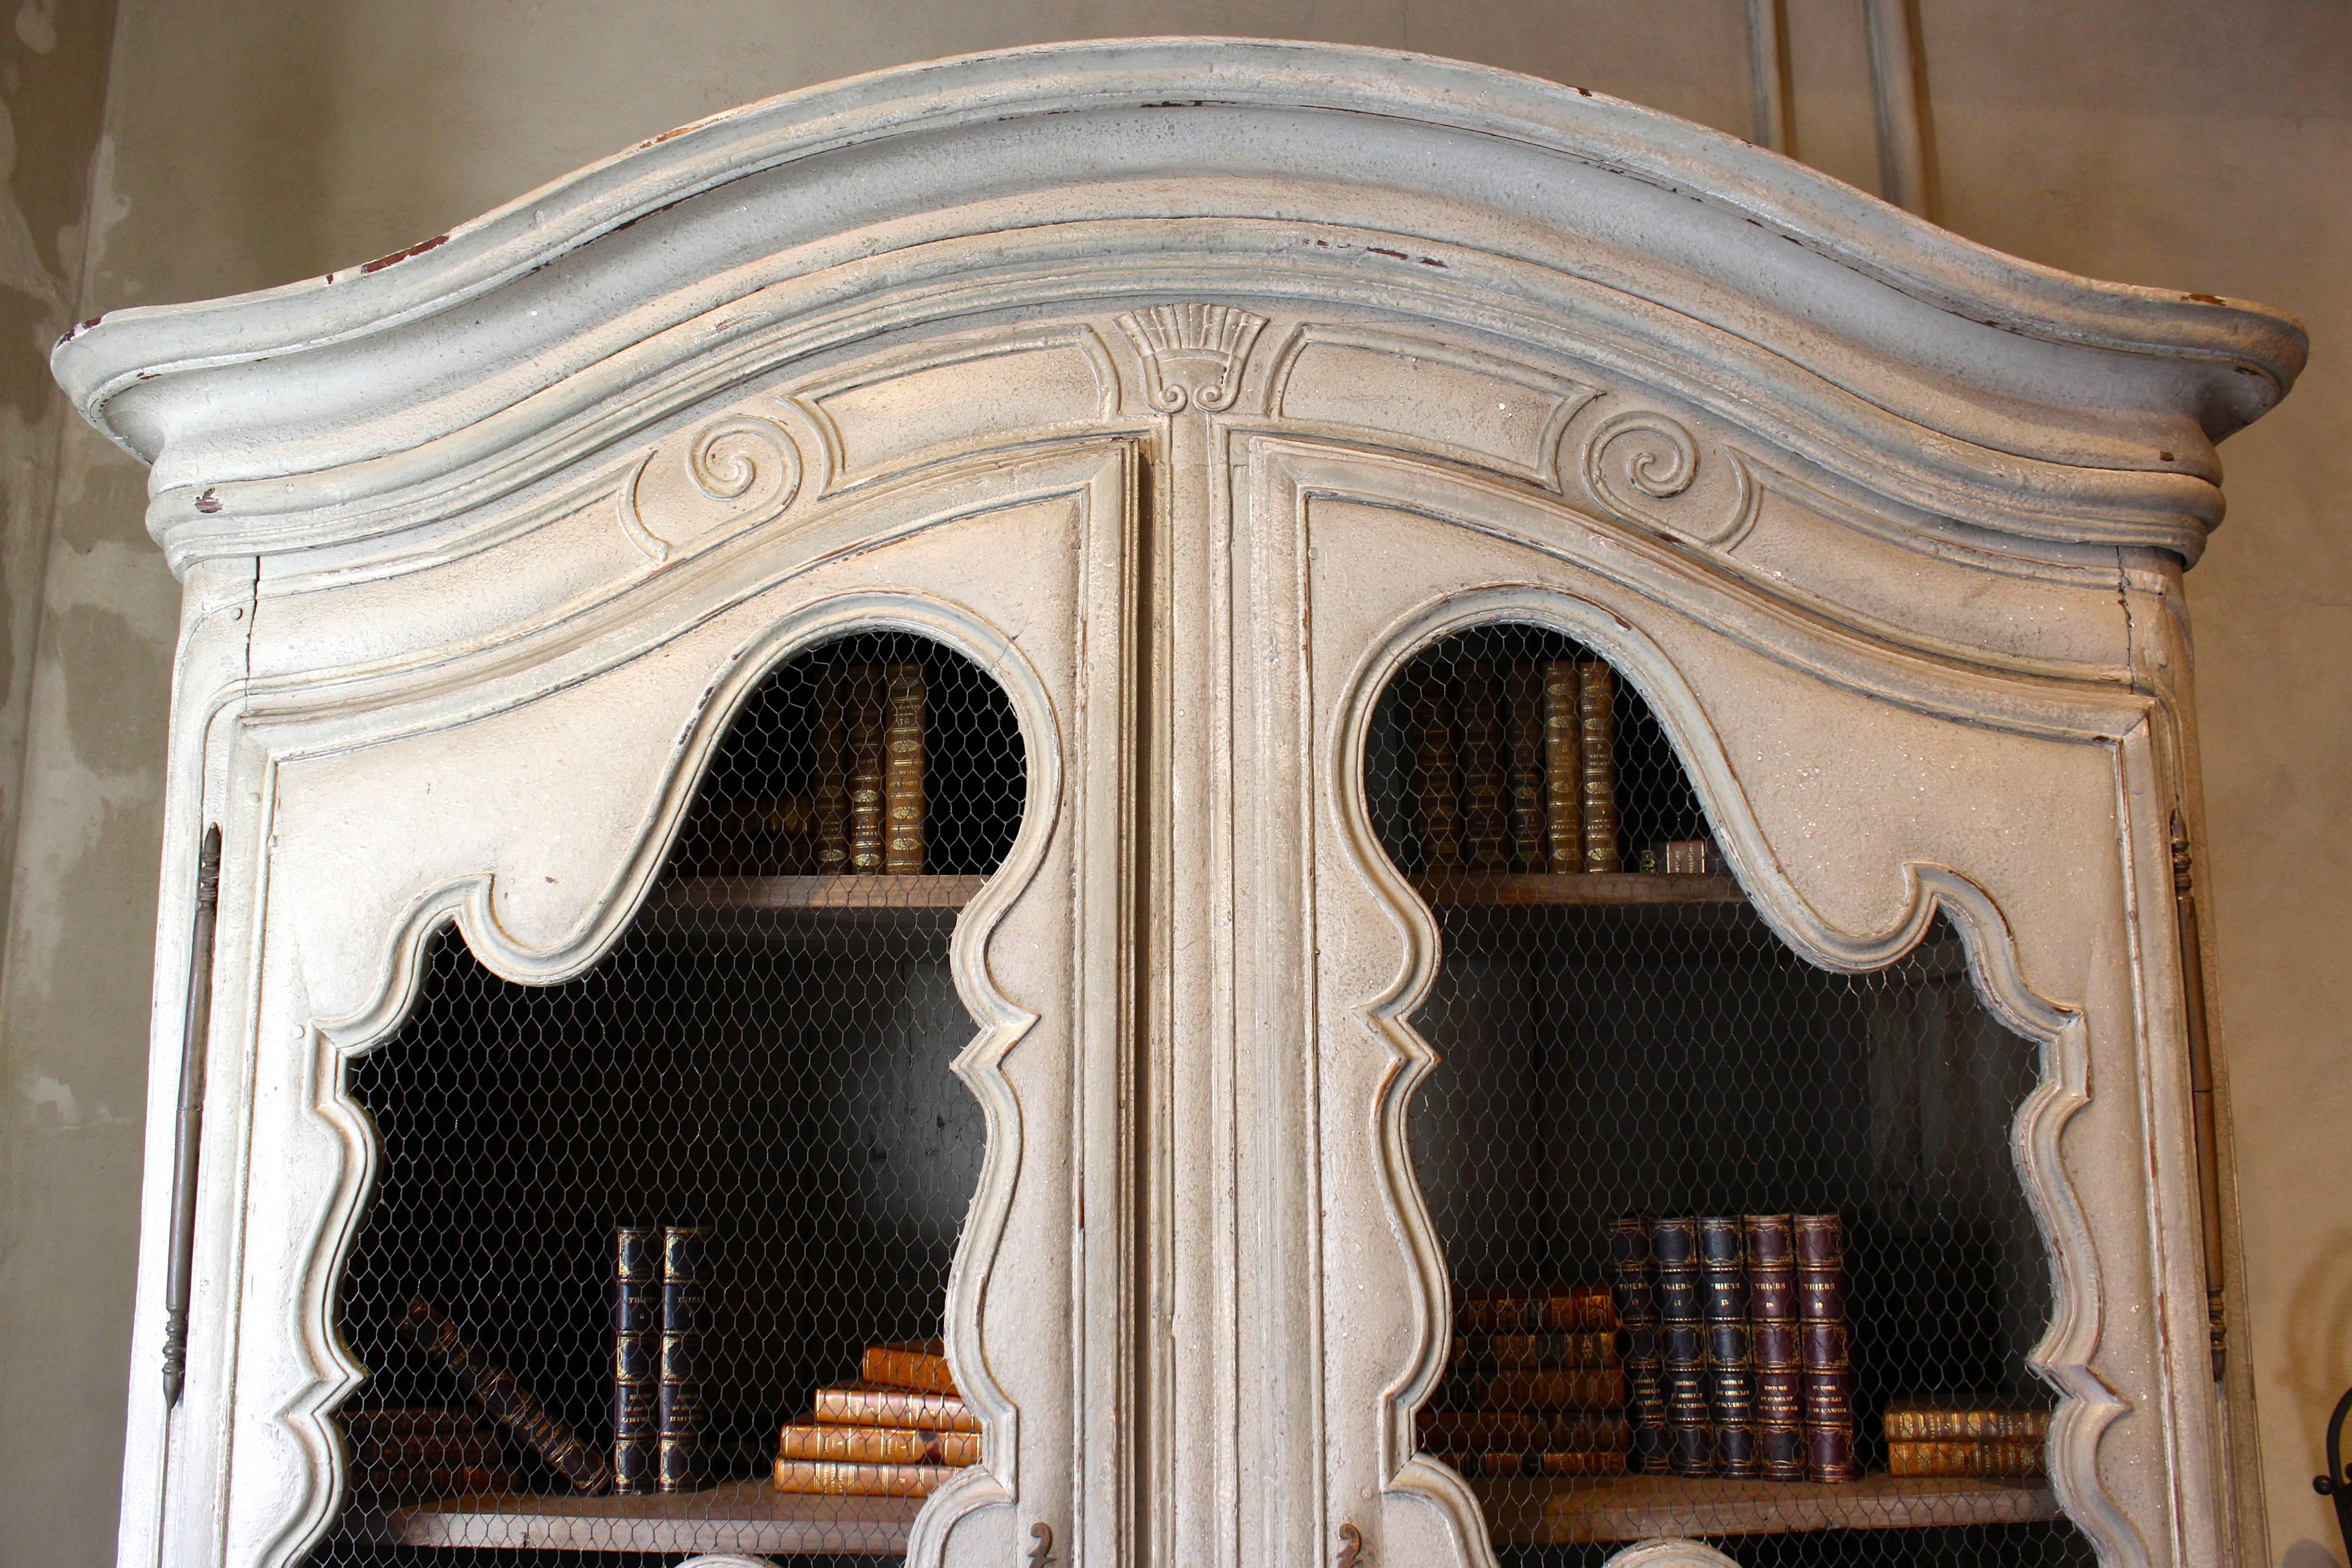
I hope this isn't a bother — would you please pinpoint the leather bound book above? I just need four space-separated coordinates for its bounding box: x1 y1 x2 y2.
1449 1332 1620 1375
1886 1437 2046 1478
1882 1398 2052 1443
1607 1215 1669 1472
1458 661 1510 871
1649 1217 1712 1476
776 1423 980 1466
1410 666 1464 873
1577 662 1621 872
1454 1282 1615 1335
812 666 850 873
1462 1450 1628 1479
1466 1369 1626 1412
342 1407 501 1472
862 1340 957 1394
846 666 888 873
1542 660 1582 872
812 1382 979 1432
1506 663 1547 872
771 1457 957 1497
1794 1213 1860 1483
882 662 927 874
1744 1214 1806 1481
403 1298 612 1494
1698 1216 1759 1477
658 1227 706 1493
610 1226 661 1494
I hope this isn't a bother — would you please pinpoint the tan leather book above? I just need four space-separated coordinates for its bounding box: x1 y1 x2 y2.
882 662 927 874
861 1340 957 1394
1466 1369 1628 1412
1459 1449 1629 1479
1576 661 1620 872
1455 1282 1615 1335
403 1298 612 1494
1419 1411 1630 1454
772 1457 957 1497
811 1381 978 1433
1882 1399 2052 1443
845 665 888 872
777 1423 979 1466
1448 1332 1622 1373
1542 660 1582 871
1887 1438 2046 1478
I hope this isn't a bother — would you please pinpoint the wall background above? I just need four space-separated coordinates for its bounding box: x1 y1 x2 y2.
0 3 2342 1564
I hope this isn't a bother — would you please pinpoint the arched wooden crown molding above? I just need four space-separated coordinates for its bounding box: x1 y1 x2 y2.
53 38 2302 575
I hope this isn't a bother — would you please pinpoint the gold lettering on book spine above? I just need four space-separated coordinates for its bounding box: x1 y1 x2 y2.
1459 660 1510 871
846 665 887 873
1506 662 1548 871
1542 661 1582 871
1577 662 1620 872
813 667 850 873
883 663 927 874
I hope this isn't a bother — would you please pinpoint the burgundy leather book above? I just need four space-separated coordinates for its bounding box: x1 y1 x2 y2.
1649 1216 1712 1475
1698 1216 1759 1477
1795 1213 1860 1482
1607 1216 1669 1472
1745 1214 1807 1481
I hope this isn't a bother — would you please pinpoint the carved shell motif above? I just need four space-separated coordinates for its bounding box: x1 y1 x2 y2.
1575 405 1759 549
616 412 803 564
1116 303 1269 412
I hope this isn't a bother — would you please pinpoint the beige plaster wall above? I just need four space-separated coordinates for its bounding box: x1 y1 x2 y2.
1 3 2342 1563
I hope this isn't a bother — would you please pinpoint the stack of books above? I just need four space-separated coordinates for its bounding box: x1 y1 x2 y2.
342 1405 519 1502
1609 1213 1858 1483
811 661 930 876
772 1340 980 1497
1884 1398 2049 1478
1420 1283 1630 1478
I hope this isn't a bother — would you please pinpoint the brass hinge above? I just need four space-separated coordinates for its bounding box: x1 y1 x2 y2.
2172 810 2228 1382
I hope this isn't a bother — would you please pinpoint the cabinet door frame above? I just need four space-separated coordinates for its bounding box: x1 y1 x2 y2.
143 443 1142 1568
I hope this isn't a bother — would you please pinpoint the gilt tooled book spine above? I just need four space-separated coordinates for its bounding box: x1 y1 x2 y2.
1744 1214 1806 1482
1542 660 1583 872
1458 661 1510 871
1882 1401 2052 1443
846 666 888 873
1795 1213 1860 1483
1608 1216 1669 1473
658 1227 706 1493
771 1457 957 1497
1411 668 1463 873
777 1423 981 1466
1885 1437 2046 1478
1454 1282 1615 1334
882 662 927 874
1448 1332 1621 1375
812 1382 979 1432
812 666 850 874
1506 663 1547 872
403 1298 612 1494
1577 662 1620 872
610 1226 661 1494
862 1340 957 1394
1650 1217 1712 1476
1698 1217 1759 1478
1461 1450 1629 1479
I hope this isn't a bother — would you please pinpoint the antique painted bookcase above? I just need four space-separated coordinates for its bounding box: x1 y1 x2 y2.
51 39 2305 1568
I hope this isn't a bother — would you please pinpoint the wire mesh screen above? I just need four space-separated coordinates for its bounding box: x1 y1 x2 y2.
317 632 1024 1566
1366 624 2093 1567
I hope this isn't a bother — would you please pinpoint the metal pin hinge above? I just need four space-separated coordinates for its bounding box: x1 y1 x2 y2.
2172 810 2228 1381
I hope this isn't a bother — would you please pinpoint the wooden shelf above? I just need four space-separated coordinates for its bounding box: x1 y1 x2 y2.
1472 1470 2060 1545
1417 871 1745 906
653 874 988 912
379 1478 920 1554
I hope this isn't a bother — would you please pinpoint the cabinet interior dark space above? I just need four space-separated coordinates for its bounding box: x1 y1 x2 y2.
318 633 1024 1564
1367 623 2091 1566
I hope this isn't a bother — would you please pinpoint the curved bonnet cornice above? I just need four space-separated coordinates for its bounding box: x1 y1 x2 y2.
52 36 2304 574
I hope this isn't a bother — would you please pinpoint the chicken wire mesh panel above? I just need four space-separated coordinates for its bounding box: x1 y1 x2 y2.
315 631 1025 1566
1365 624 2093 1568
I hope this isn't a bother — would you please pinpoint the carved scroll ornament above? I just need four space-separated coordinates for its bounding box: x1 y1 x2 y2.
616 412 803 564
1576 406 1760 548
1117 303 1269 411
